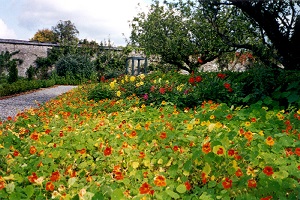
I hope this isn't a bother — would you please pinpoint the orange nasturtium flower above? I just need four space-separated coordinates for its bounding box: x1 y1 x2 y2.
139 182 153 194
295 147 300 156
0 181 5 190
30 131 39 141
154 175 167 187
266 136 275 146
160 132 167 139
50 171 60 182
28 172 38 183
139 152 146 159
29 146 37 155
260 196 273 200
77 148 86 155
248 179 257 188
202 142 211 154
222 178 232 189
104 147 112 156
185 181 192 191
201 173 207 184
13 150 20 157
235 168 243 177
244 131 253 141
263 166 274 176
45 182 55 191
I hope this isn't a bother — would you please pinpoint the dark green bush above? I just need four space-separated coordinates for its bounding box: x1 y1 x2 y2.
56 54 95 80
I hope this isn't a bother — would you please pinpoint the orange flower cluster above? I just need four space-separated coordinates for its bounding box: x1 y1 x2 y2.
222 178 232 189
113 165 124 180
248 179 257 188
154 175 166 187
28 172 38 183
235 169 243 177
29 146 37 155
45 182 54 191
50 171 60 182
265 136 275 146
139 182 154 195
104 146 112 156
202 142 211 154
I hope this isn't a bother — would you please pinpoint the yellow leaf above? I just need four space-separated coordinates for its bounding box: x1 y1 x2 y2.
132 162 139 169
232 160 239 170
208 123 216 132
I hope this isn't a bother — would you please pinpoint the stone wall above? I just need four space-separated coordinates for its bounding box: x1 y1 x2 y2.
0 39 58 77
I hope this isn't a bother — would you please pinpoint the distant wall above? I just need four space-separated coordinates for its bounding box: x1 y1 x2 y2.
0 39 58 77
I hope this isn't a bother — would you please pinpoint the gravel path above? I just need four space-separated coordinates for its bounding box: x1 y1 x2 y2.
0 85 77 121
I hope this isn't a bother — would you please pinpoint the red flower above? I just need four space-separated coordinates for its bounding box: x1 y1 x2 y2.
13 150 20 157
222 178 232 189
189 77 195 84
0 181 5 190
139 152 146 159
195 76 202 82
160 132 167 139
251 118 256 122
202 142 211 154
50 171 60 182
260 196 272 200
28 172 38 183
263 166 274 176
114 172 124 180
104 147 112 156
154 175 167 187
235 168 243 177
298 165 300 170
45 182 55 191
159 87 166 94
228 149 235 156
217 73 226 79
248 179 257 188
139 182 152 194
29 146 37 155
295 147 300 156
30 131 39 141
285 148 294 157
217 147 224 155
201 173 207 184
185 181 192 191
198 57 203 64
226 114 233 120
224 83 231 89
77 148 86 155
173 146 179 151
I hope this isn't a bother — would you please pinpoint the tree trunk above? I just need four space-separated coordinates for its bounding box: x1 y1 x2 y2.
228 0 300 70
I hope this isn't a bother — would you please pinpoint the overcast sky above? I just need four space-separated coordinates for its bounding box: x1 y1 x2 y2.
0 0 157 46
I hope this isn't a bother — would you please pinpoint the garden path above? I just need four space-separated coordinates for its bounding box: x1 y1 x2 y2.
0 85 77 121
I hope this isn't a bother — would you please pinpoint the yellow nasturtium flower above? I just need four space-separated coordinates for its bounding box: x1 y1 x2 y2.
130 76 136 82
116 91 121 97
110 81 115 89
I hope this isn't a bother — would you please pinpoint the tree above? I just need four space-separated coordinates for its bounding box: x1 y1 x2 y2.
0 51 23 83
30 29 56 43
130 1 242 72
199 0 300 70
52 20 79 45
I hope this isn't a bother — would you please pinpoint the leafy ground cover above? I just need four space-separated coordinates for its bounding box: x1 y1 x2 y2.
0 73 299 200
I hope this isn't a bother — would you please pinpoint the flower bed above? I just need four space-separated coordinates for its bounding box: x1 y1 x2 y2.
0 78 299 199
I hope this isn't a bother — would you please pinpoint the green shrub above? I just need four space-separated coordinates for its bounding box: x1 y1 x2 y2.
88 83 114 101
55 54 95 80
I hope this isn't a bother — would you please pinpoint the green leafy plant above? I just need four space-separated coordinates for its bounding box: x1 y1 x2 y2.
0 81 299 199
